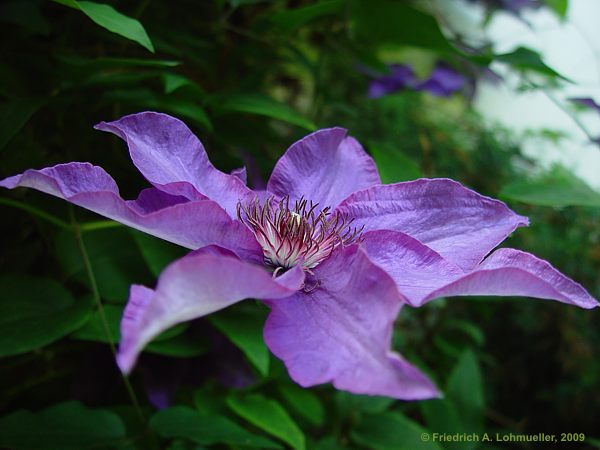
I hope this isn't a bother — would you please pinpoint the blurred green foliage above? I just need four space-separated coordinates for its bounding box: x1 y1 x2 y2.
1 0 599 449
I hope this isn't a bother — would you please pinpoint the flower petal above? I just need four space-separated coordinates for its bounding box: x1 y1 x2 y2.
361 231 598 309
95 112 254 216
230 167 247 184
336 178 528 270
361 230 463 306
128 187 190 214
267 128 381 208
0 162 262 261
263 245 440 400
422 248 599 309
117 252 304 373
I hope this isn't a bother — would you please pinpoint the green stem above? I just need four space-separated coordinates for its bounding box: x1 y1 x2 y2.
0 197 123 233
522 76 599 148
70 209 145 425
80 220 123 232
0 197 71 230
542 87 597 145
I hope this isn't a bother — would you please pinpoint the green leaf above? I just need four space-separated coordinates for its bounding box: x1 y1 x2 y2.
277 384 325 427
158 97 212 130
335 391 394 415
446 349 485 433
371 145 421 183
215 93 316 131
445 319 485 347
72 303 187 344
544 0 569 19
163 73 204 96
588 437 600 449
229 0 268 6
500 166 600 208
71 303 122 343
58 55 179 68
150 406 281 448
0 1 51 35
0 97 44 151
227 394 305 450
210 304 270 376
496 47 569 80
55 227 151 302
130 230 187 277
314 436 345 450
54 0 154 52
351 0 456 53
270 0 343 31
0 275 93 357
107 89 212 130
164 73 191 94
146 329 209 357
351 412 443 450
166 440 209 450
0 401 125 450
420 400 468 450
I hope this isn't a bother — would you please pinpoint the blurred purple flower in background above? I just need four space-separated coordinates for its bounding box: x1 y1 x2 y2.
2 112 597 400
469 0 541 15
414 63 468 97
569 97 600 145
368 64 416 99
498 0 541 13
367 62 466 98
570 97 600 113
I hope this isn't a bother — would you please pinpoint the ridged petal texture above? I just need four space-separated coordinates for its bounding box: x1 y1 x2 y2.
118 249 304 373
361 230 598 309
263 246 440 400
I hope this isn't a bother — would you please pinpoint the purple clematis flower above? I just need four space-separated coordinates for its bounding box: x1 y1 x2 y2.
367 62 466 99
1 112 597 400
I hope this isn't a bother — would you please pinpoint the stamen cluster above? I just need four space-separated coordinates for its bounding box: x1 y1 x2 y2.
237 196 363 271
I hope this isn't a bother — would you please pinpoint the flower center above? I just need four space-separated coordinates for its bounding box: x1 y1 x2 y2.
237 196 363 272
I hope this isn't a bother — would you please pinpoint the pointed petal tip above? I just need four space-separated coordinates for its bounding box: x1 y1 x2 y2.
116 353 134 376
314 125 348 135
94 111 253 216
517 214 530 227
93 111 166 129
115 251 302 375
0 174 21 189
92 121 108 131
267 126 379 208
578 297 600 310
337 178 531 270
